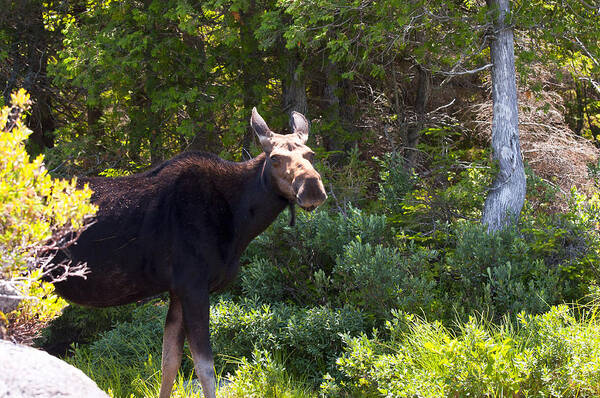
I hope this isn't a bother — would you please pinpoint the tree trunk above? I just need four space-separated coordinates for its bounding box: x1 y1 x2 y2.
282 49 307 117
239 5 262 159
322 62 343 154
406 65 429 169
20 1 55 153
482 0 526 231
87 104 103 138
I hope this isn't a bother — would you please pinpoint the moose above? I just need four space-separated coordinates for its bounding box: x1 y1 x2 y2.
51 108 327 398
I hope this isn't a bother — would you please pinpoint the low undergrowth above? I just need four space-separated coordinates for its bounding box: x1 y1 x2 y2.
63 300 600 397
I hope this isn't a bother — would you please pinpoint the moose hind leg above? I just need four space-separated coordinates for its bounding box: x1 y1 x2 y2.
181 288 216 398
159 294 185 398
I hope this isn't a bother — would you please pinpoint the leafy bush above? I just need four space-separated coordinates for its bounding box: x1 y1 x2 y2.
322 305 600 397
375 152 415 218
220 350 313 398
0 90 96 283
375 144 494 244
441 222 563 321
0 90 96 342
67 297 364 396
211 298 365 384
332 240 439 319
67 301 181 398
241 206 390 306
315 146 376 210
426 182 600 322
36 303 137 356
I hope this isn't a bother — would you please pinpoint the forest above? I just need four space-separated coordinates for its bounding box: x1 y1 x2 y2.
2 0 600 396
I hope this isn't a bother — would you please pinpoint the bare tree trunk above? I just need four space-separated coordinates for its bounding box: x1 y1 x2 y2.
482 0 526 231
87 104 103 138
322 62 344 155
406 65 429 169
282 49 307 117
21 1 55 153
239 5 262 159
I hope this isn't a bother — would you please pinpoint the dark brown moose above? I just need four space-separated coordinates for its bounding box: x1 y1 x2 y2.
51 108 327 398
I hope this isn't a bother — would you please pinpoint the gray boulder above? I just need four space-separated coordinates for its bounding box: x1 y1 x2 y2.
0 340 108 398
0 283 23 314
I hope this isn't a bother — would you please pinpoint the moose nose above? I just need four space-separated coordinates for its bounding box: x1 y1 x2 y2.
295 176 327 210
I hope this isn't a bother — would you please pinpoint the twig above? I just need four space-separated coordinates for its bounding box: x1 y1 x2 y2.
440 63 493 76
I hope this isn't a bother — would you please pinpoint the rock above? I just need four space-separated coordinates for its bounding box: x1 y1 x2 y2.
0 283 23 314
0 340 108 398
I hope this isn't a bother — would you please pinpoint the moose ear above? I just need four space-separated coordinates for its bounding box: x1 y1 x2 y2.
250 107 273 152
290 111 309 144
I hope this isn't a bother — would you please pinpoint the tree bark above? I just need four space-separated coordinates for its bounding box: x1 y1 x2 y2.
239 5 262 159
282 49 307 117
482 0 526 231
8 0 56 153
406 65 429 169
322 62 343 154
87 104 103 138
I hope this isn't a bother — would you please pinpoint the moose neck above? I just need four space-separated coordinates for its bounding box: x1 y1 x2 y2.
229 152 288 258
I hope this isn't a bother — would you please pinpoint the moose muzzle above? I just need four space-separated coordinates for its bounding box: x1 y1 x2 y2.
294 175 327 211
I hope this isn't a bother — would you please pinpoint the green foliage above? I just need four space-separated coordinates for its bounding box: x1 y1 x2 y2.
0 90 96 327
332 240 438 320
241 206 390 306
8 274 69 327
220 350 313 398
442 222 562 321
66 298 363 395
438 184 600 322
0 90 96 279
211 298 365 384
318 147 376 210
376 135 495 244
322 305 600 397
36 303 137 356
51 0 214 168
281 0 488 77
67 301 182 398
375 153 415 217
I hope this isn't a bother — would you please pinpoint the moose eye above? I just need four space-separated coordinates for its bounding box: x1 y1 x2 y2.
270 155 281 165
305 152 315 163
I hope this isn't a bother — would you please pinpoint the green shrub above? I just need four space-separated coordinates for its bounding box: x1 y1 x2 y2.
36 302 137 356
322 305 600 397
316 146 375 210
241 206 390 306
375 147 494 244
0 90 96 341
375 152 415 218
211 298 365 384
331 240 439 319
239 258 287 303
220 350 313 398
527 189 600 297
0 90 96 320
67 301 183 398
67 298 364 395
441 222 563 321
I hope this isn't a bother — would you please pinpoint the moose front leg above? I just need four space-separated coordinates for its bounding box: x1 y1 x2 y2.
180 287 216 398
159 293 185 398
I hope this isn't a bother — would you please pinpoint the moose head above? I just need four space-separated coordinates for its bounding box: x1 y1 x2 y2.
250 107 327 211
